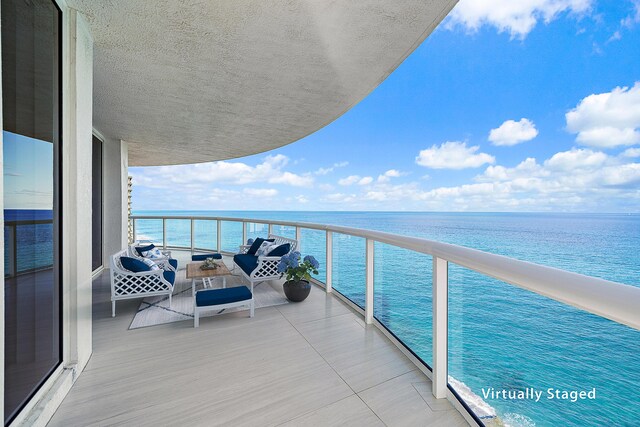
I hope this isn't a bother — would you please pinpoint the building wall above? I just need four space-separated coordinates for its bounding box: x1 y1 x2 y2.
102 137 129 264
65 8 94 371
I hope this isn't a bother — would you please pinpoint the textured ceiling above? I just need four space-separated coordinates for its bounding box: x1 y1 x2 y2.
69 0 457 166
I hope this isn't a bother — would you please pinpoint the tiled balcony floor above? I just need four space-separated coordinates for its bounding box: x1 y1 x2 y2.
48 253 468 426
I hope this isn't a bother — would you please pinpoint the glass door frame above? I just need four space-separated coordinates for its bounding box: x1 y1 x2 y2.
2 0 64 424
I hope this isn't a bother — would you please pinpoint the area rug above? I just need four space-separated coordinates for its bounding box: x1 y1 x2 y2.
129 270 288 329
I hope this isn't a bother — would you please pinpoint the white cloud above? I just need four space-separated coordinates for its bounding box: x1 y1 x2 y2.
377 169 402 183
131 154 313 189
416 141 495 169
477 157 547 182
622 147 640 158
622 1 640 29
338 175 360 186
338 175 373 186
323 193 358 203
318 183 334 191
243 188 278 197
315 161 349 176
447 0 592 39
269 171 313 186
544 148 608 171
566 82 640 148
489 118 538 146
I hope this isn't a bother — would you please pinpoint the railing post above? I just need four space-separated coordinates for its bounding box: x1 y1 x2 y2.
365 238 374 325
162 218 167 249
7 225 16 277
295 226 301 252
432 256 448 399
132 218 136 243
242 221 247 245
190 219 195 255
268 223 273 235
325 231 332 293
216 220 222 252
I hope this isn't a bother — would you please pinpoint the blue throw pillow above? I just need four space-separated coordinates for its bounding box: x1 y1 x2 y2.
267 243 290 257
247 238 274 255
121 256 151 272
135 244 155 257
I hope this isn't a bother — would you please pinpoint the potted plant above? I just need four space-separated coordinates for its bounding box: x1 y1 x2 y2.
277 251 319 302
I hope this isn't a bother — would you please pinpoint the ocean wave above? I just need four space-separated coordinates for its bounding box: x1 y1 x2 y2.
448 376 497 420
448 376 536 427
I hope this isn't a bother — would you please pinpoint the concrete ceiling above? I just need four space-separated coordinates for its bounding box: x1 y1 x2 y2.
69 0 457 166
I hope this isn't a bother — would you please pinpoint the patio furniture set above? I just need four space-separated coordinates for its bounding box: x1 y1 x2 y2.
109 235 298 327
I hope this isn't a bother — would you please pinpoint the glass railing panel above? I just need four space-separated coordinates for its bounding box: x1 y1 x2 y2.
15 222 54 273
299 228 326 283
332 233 365 308
271 224 296 239
165 219 190 248
374 242 433 367
245 222 269 243
448 264 640 426
133 219 163 245
220 220 243 253
194 219 217 251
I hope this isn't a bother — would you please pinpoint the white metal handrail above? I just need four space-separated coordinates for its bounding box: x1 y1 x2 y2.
130 214 640 414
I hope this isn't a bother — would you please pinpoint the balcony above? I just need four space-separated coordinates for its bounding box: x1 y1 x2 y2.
47 258 467 426
46 214 640 426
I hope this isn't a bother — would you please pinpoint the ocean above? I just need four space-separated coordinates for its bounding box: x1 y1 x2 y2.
137 211 640 426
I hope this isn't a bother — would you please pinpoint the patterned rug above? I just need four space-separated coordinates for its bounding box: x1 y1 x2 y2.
129 266 288 329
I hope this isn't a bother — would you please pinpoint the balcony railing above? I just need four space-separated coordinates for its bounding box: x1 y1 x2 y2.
4 218 55 278
130 214 640 425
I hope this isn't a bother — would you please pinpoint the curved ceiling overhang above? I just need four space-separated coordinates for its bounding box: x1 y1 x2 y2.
69 0 457 166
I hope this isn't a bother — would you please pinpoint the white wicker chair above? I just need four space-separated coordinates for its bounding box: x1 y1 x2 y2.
110 249 174 317
127 242 176 272
234 234 298 292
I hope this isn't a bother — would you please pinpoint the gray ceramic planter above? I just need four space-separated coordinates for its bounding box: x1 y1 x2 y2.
283 280 311 302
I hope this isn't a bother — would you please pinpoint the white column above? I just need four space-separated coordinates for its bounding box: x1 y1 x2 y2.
242 221 247 245
432 256 448 398
325 231 332 292
190 219 195 254
216 220 222 252
162 218 167 249
365 239 374 325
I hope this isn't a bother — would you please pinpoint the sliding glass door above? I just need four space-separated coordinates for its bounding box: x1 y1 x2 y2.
2 0 62 424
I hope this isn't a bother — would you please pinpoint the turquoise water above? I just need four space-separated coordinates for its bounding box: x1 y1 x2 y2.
133 211 640 427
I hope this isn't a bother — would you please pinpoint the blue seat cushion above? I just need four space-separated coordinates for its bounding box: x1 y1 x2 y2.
192 253 222 261
121 256 151 272
267 243 290 257
247 238 274 255
233 254 259 276
196 286 252 307
135 244 155 257
168 258 178 269
163 270 176 286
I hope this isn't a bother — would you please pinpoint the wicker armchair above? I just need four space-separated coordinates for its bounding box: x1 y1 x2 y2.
233 234 297 291
110 249 175 317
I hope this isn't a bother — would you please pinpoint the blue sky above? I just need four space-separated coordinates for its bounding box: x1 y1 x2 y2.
3 131 54 210
131 0 640 212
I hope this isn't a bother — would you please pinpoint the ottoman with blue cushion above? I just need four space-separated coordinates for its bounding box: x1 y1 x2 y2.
191 253 223 262
194 285 254 327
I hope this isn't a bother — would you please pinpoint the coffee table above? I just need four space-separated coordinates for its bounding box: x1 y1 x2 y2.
186 260 232 297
